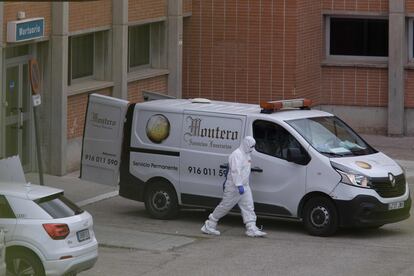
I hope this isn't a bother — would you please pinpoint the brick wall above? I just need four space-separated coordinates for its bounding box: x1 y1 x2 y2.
183 0 297 104
4 2 52 38
129 0 166 22
296 0 322 105
405 71 414 108
321 67 388 106
407 0 414 12
127 76 168 103
183 0 192 14
67 89 112 139
322 0 388 12
69 0 112 33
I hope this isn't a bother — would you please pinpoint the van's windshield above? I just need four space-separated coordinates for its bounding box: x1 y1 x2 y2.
286 116 377 157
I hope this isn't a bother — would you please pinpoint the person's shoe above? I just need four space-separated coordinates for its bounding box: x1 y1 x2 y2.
245 223 267 237
201 220 220 236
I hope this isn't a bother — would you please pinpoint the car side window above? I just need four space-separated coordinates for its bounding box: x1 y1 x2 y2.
0 195 15 219
253 120 305 160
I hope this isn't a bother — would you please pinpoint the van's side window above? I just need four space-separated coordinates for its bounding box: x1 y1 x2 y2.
0 195 15 218
253 120 304 160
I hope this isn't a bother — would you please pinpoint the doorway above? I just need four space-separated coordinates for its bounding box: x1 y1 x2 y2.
3 52 33 172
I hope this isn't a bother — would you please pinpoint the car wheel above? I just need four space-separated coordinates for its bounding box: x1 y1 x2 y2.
303 196 338 237
6 250 45 276
145 182 179 219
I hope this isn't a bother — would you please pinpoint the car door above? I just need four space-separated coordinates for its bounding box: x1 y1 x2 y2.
248 119 309 218
0 195 17 242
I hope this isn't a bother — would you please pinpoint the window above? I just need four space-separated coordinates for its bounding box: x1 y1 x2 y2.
328 17 388 57
129 24 150 68
68 31 109 85
128 22 166 72
0 195 15 218
286 116 376 157
69 33 94 80
409 18 414 61
35 193 84 219
253 120 307 161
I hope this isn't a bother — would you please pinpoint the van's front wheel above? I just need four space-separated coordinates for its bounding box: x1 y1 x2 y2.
303 196 338 236
145 182 179 219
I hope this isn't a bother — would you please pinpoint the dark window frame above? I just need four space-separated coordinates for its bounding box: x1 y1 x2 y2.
326 16 389 60
69 33 95 83
128 24 151 71
252 120 309 162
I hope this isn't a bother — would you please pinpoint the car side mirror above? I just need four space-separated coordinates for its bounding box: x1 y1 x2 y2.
287 148 309 165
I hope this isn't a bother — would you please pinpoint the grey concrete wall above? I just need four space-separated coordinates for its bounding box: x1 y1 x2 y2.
167 0 183 98
50 3 68 176
112 0 128 99
317 105 388 135
67 137 82 172
406 109 414 136
0 3 3 158
388 0 405 135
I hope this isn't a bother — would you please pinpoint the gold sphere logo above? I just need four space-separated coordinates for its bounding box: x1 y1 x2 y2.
146 114 170 143
355 161 372 170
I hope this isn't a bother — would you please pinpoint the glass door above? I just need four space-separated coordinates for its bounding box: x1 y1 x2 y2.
4 63 32 171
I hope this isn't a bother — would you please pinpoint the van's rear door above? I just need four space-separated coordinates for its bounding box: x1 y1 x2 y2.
80 94 129 186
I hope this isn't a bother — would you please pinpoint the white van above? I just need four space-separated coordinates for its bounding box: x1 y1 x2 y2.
81 95 411 236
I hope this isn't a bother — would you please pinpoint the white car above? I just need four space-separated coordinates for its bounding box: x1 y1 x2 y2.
0 182 98 276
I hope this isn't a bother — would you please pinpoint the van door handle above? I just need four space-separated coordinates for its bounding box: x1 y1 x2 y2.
251 167 263 173
220 164 229 169
0 228 8 233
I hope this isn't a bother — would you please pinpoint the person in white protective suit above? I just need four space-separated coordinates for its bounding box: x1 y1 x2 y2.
201 136 267 237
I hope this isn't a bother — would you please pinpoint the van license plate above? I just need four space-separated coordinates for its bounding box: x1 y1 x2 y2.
388 201 404 210
76 229 90 242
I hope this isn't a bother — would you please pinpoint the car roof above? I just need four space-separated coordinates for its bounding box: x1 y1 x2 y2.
0 182 63 201
137 99 333 120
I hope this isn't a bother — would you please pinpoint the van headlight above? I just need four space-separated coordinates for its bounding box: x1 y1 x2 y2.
331 162 371 188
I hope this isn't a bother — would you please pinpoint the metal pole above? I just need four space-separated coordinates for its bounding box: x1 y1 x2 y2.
33 102 44 185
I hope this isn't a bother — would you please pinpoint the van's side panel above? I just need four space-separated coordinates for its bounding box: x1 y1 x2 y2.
305 146 341 195
179 112 245 206
120 106 183 201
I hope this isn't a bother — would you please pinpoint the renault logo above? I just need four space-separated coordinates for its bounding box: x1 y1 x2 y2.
388 173 396 187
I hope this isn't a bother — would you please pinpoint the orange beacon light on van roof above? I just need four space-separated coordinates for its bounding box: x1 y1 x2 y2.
260 98 312 114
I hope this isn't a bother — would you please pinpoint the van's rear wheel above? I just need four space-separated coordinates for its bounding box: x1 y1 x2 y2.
303 196 338 236
145 182 178 219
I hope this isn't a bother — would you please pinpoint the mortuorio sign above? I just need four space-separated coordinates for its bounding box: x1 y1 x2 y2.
7 18 44 43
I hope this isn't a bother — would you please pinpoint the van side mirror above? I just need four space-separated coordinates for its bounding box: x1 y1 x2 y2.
287 148 309 165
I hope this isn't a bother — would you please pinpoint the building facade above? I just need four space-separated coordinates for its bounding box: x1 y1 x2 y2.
0 0 191 175
183 0 414 137
1 0 413 176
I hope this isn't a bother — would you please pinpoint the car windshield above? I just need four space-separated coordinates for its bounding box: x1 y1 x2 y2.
286 116 377 157
35 193 84 218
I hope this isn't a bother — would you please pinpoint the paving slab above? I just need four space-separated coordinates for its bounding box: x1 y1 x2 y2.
94 225 195 252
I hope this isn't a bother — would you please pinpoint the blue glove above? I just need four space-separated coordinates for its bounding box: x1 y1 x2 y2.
238 186 245 195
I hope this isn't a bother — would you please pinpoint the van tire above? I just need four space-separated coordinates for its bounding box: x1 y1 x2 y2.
6 248 45 276
303 196 338 236
145 182 179 219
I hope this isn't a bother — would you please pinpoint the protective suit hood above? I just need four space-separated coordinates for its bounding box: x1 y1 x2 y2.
240 136 256 154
